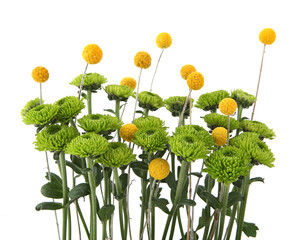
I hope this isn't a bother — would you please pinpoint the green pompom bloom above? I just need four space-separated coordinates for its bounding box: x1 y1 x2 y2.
35 124 79 152
21 98 43 119
66 132 109 158
70 73 107 91
54 96 85 123
96 142 136 168
230 132 275 167
195 90 230 112
240 120 276 140
203 113 239 132
104 84 134 102
22 103 59 126
231 89 256 109
164 96 194 117
133 127 168 153
137 91 164 111
203 146 251 185
133 116 166 129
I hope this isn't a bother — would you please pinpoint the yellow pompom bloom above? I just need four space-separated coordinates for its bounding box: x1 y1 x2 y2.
32 66 49 83
212 127 227 146
180 64 196 80
259 28 276 45
149 158 170 180
134 51 152 69
156 32 172 49
120 77 137 90
219 98 237 116
82 44 103 64
120 123 138 142
187 71 204 90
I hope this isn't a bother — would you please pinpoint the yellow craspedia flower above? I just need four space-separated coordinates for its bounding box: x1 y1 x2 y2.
156 32 172 49
149 158 170 180
187 71 204 90
32 66 49 83
212 127 227 146
180 64 196 80
259 28 276 45
82 44 103 64
134 51 152 69
120 77 137 90
120 123 138 142
219 98 237 116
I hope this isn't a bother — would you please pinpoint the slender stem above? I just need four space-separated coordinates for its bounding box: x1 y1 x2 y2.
87 90 92 114
235 105 243 136
78 63 89 100
115 100 121 142
150 48 165 92
227 116 230 145
133 68 142 121
178 90 192 127
202 175 214 240
40 83 43 104
126 165 133 240
187 163 192 240
102 166 109 240
169 213 178 240
217 184 230 240
251 44 266 121
177 209 185 239
68 207 72 240
76 202 90 239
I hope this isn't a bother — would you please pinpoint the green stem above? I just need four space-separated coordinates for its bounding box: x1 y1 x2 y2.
235 105 243 136
144 108 149 117
59 151 69 240
224 189 238 240
139 171 148 239
169 212 177 240
171 152 176 180
149 176 155 240
87 157 97 240
177 209 185 239
76 202 90 239
115 100 121 142
217 184 230 240
102 166 110 240
87 90 92 114
68 207 72 240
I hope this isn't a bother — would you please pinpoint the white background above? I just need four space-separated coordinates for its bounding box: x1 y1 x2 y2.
0 0 296 239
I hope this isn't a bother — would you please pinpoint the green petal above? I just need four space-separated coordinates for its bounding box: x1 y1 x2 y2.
240 120 276 140
164 96 194 117
137 91 164 111
133 116 167 129
231 89 256 109
23 103 59 125
70 73 107 91
202 113 239 132
195 90 230 112
104 84 134 102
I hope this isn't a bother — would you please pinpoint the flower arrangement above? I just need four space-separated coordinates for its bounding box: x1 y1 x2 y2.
22 29 276 240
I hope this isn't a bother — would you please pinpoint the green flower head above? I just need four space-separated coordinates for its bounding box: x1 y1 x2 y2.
35 124 79 152
54 96 85 123
96 142 136 168
231 89 256 109
203 146 251 185
104 84 134 102
195 90 230 112
137 91 164 111
70 73 107 91
66 132 109 158
133 127 168 153
133 116 166 129
240 120 276 140
21 98 43 119
22 103 59 126
203 113 239 132
78 114 123 135
230 132 275 167
169 132 209 162
164 96 194 117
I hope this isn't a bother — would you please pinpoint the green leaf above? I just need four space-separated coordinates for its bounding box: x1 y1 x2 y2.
65 160 84 174
104 109 116 115
93 163 103 187
250 177 265 184
154 148 168 159
153 198 170 214
199 191 222 209
120 103 127 109
243 222 259 237
197 207 207 230
68 183 90 199
227 192 243 208
81 92 87 99
165 172 176 191
53 151 61 160
98 204 115 222
204 174 215 191
130 161 148 180
189 172 203 178
70 155 83 168
45 172 62 185
177 199 196 207
136 110 144 115
138 154 148 160
120 173 128 191
35 202 63 211
41 182 63 199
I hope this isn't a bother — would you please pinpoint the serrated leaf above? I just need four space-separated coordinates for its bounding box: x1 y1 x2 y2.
153 198 170 214
98 204 115 222
35 202 63 211
41 182 63 199
199 191 222 209
243 222 259 237
197 207 207 230
68 183 90 199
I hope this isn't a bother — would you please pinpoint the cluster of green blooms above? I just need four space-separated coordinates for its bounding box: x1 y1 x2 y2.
240 120 276 139
203 113 239 131
231 89 256 109
104 84 134 102
70 73 107 91
164 96 194 117
133 116 166 129
137 91 164 111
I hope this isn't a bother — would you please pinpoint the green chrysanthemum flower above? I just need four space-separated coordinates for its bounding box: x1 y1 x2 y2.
21 98 43 119
195 90 230 112
164 96 194 117
231 89 256 109
174 125 214 149
203 113 239 132
54 96 85 123
203 146 251 185
66 132 109 158
137 91 164 111
230 132 275 167
96 142 136 167
133 127 168 153
70 73 107 91
35 124 79 152
104 84 134 102
169 133 209 162
78 114 123 135
22 104 59 125
133 116 166 129
240 120 276 140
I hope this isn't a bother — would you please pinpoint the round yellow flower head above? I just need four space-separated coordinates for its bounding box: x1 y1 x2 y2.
259 28 276 45
212 127 227 146
156 32 172 49
32 66 49 83
187 71 204 90
120 77 137 90
180 64 196 80
82 44 103 64
219 98 237 116
120 123 138 142
149 158 170 180
134 51 152 69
